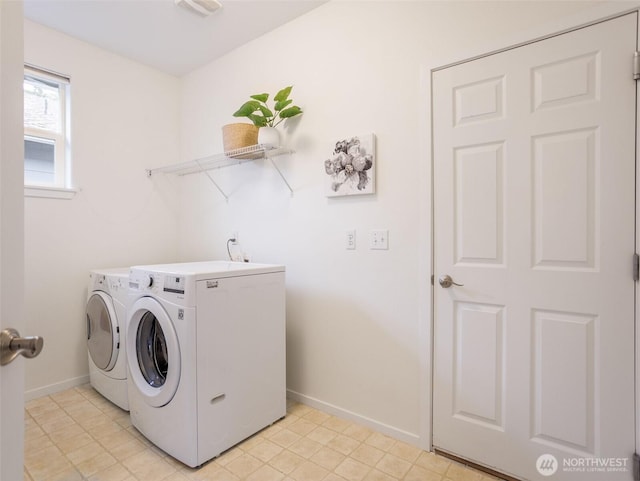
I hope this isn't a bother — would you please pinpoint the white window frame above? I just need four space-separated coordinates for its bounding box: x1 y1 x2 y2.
23 65 76 199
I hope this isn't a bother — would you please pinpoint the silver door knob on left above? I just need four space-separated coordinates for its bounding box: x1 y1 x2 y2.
0 328 44 365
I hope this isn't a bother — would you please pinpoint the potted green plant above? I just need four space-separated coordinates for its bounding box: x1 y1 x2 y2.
233 86 303 148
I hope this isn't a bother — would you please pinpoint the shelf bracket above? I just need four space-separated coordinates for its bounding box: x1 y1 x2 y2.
195 159 229 201
269 156 293 196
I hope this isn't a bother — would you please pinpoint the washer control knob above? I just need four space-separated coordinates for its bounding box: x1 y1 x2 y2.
141 274 153 288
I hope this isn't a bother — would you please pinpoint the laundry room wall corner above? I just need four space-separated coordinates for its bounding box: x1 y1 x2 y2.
23 20 182 399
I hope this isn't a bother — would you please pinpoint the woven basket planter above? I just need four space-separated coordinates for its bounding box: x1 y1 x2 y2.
222 123 259 153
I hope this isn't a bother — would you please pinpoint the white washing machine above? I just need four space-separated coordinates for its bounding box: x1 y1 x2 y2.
86 268 130 411
126 261 286 468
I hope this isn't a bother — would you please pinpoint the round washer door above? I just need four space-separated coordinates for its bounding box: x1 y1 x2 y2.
126 296 180 408
86 291 119 371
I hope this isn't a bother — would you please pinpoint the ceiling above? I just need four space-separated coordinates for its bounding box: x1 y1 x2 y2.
23 0 328 77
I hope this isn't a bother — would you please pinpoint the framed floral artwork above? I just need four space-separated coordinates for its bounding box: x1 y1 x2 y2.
324 133 375 197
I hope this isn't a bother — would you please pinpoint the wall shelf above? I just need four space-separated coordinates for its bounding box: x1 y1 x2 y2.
146 145 294 200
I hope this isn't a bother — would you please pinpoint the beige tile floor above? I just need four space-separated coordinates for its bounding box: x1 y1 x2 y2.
24 384 503 481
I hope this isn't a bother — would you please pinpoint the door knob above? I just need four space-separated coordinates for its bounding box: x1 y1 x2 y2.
0 328 44 366
438 275 464 288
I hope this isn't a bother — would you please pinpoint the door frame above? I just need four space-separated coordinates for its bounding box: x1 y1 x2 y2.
419 0 640 453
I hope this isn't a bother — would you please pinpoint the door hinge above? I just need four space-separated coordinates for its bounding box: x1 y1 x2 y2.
634 52 640 80
634 253 639 281
633 452 640 481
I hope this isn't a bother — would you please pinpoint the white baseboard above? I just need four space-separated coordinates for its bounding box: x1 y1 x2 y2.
286 389 421 448
25 375 90 402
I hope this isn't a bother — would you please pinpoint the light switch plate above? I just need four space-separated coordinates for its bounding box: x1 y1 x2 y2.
370 230 388 250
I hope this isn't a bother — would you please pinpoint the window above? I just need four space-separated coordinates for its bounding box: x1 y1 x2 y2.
23 65 71 190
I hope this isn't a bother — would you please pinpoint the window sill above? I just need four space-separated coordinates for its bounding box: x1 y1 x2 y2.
24 185 78 200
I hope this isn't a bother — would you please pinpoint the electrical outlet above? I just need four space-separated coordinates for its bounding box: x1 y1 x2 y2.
346 230 356 250
370 230 389 250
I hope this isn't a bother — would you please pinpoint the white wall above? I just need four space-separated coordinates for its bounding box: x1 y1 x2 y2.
23 21 181 397
177 1 604 445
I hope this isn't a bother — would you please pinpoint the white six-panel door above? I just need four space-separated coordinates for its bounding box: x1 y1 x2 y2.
433 13 637 481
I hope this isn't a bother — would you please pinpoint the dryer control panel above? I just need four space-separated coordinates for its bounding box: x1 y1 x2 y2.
129 269 195 305
163 275 185 294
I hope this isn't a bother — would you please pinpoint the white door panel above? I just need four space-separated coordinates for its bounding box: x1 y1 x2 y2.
0 1 26 479
433 13 636 481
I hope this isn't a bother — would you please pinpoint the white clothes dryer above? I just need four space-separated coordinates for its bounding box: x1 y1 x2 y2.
86 268 130 411
126 261 286 468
